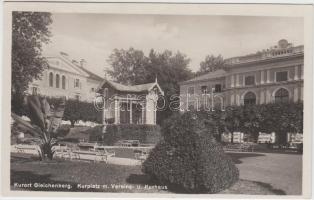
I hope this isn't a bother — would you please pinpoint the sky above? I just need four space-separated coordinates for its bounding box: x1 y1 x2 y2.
42 13 304 76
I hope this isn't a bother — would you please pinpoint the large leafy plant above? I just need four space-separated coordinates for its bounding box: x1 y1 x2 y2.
11 95 65 160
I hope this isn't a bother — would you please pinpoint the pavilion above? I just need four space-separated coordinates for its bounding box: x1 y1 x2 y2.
96 78 164 125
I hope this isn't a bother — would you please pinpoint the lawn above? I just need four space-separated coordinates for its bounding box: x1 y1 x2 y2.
10 152 293 195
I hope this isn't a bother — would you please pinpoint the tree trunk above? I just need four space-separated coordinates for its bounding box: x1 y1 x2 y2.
39 143 54 160
276 131 288 145
70 120 75 127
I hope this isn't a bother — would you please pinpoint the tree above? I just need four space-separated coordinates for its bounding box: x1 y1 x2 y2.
12 12 52 114
12 95 65 160
197 55 225 76
259 102 303 144
106 48 149 85
146 49 193 124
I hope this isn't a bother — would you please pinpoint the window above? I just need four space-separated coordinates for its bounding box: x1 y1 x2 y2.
32 87 38 95
56 74 60 88
201 86 208 94
245 75 255 86
276 71 288 82
275 88 289 103
74 79 80 88
62 76 66 89
49 72 53 87
187 87 194 95
214 84 222 93
244 92 256 105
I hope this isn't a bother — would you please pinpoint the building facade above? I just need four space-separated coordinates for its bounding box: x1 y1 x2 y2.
27 52 103 102
179 39 304 111
96 79 164 125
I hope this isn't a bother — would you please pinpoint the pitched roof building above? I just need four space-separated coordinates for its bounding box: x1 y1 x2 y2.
28 52 103 102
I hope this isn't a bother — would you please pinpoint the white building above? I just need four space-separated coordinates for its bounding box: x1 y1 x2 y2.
28 52 103 102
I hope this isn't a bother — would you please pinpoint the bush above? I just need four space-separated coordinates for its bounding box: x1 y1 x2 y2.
142 112 239 193
89 124 161 145
55 124 71 138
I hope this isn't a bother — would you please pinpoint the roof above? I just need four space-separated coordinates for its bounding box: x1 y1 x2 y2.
76 66 104 81
180 69 227 85
96 79 164 95
45 52 104 82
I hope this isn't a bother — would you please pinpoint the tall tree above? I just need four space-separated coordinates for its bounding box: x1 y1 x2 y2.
106 48 149 85
197 54 226 76
146 49 193 124
12 12 52 114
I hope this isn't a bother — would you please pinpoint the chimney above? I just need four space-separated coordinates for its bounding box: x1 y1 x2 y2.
80 59 86 68
72 60 79 66
60 51 69 59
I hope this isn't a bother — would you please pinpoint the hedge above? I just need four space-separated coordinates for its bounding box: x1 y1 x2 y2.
142 112 239 193
88 124 161 145
46 97 102 127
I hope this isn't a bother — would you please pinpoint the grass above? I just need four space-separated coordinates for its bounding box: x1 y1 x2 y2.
11 153 284 194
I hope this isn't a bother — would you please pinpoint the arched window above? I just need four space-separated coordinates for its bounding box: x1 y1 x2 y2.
275 88 289 103
49 72 53 87
62 75 66 89
56 74 60 88
244 92 256 105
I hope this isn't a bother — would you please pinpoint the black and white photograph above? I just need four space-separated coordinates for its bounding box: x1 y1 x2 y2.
1 2 313 199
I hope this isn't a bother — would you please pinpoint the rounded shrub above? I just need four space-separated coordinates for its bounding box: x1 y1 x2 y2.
142 112 239 193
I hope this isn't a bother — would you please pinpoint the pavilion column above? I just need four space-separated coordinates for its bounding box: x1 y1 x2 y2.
102 90 107 133
114 99 119 124
129 101 133 124
141 103 145 124
154 102 157 124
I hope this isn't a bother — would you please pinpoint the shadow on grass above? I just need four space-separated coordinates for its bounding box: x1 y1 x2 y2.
226 153 265 164
11 154 40 163
251 180 286 195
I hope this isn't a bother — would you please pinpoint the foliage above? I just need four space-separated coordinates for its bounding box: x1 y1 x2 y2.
204 102 303 144
106 48 149 85
88 124 161 145
11 95 65 160
48 98 102 127
106 48 194 124
142 112 239 193
11 12 52 114
196 54 226 76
